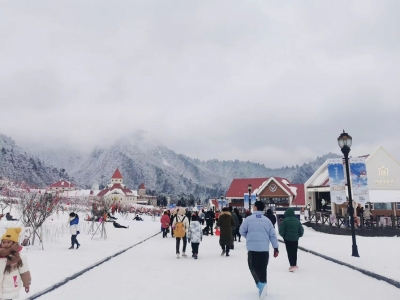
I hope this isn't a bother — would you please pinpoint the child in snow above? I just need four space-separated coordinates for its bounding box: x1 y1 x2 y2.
0 227 32 299
69 212 81 249
187 214 203 259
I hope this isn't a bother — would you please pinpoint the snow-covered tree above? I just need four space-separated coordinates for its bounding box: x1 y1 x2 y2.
16 191 59 247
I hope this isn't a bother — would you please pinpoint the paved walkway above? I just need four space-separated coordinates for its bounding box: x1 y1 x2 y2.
37 233 400 300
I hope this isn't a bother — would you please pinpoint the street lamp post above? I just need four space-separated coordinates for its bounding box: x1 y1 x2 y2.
248 184 252 213
337 130 360 258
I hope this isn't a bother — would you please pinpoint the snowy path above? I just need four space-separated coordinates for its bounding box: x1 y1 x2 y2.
37 233 400 300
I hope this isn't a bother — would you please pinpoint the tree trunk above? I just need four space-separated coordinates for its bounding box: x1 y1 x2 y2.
32 228 36 245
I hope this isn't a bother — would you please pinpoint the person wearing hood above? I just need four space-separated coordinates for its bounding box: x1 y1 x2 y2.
279 208 304 272
217 207 235 256
69 212 81 249
265 209 276 228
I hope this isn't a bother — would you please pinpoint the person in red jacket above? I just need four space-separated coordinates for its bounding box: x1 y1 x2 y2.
160 211 170 238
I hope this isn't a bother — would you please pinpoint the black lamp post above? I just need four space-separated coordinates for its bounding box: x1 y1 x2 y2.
338 130 360 257
248 184 252 212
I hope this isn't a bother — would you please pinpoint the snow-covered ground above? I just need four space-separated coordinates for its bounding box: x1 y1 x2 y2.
0 212 160 300
1 212 399 299
38 228 400 300
298 226 400 281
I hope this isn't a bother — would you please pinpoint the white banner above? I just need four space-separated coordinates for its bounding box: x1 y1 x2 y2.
327 158 347 204
350 157 370 205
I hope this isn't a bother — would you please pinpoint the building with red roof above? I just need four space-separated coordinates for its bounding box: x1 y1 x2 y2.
48 180 78 192
225 177 305 208
97 169 138 204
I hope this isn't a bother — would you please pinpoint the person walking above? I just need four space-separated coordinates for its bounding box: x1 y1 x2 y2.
279 208 304 272
234 208 243 242
199 210 205 225
217 207 235 257
187 214 203 259
205 209 215 235
239 201 279 300
160 211 170 238
68 212 80 249
173 208 190 258
265 209 276 228
170 210 176 238
228 206 238 248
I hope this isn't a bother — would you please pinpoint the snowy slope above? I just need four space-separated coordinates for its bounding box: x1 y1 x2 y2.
0 133 70 186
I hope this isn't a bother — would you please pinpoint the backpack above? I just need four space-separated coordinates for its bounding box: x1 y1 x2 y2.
174 216 186 238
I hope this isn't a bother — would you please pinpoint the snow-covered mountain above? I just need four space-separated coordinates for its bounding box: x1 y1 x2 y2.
0 134 71 186
1 133 340 199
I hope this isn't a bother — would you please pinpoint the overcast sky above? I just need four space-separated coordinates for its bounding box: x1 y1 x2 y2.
1 1 399 168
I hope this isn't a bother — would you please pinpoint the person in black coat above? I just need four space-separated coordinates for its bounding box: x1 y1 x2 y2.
266 209 276 228
234 208 243 242
205 209 215 235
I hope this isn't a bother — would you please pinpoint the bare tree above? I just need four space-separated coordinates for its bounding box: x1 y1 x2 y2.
17 191 59 248
0 177 17 216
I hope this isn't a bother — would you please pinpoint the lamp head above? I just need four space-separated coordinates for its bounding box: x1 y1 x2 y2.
247 184 252 193
338 130 352 150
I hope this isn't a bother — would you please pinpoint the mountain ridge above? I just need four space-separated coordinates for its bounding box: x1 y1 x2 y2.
1 133 341 200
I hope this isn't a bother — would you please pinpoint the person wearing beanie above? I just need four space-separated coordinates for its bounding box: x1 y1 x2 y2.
239 201 279 300
0 227 32 299
187 214 203 259
69 212 81 249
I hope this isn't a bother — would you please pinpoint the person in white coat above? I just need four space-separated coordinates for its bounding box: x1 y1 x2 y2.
187 214 203 259
69 212 81 249
1 227 32 300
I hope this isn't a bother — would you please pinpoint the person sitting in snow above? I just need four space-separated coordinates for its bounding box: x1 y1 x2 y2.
133 215 144 221
5 213 17 221
0 227 32 299
113 221 129 229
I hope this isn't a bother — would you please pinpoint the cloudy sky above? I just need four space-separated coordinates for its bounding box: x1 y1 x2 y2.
1 1 399 168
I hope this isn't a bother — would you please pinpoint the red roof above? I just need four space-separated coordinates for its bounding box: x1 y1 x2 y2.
97 183 133 197
49 180 76 188
292 184 305 206
225 178 268 198
139 183 146 189
112 169 123 179
273 177 295 196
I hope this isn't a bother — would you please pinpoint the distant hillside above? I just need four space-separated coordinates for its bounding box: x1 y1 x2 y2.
0 134 71 186
1 133 340 200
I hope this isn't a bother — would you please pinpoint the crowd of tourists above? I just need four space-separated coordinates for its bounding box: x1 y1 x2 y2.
160 201 304 299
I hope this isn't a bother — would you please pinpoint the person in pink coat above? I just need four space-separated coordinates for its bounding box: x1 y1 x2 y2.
160 211 171 238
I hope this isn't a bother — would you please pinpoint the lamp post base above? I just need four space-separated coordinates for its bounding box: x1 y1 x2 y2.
352 245 360 257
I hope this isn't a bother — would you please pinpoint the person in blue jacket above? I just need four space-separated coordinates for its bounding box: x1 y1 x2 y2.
239 201 279 300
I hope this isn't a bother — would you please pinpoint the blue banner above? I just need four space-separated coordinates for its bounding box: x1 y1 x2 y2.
350 157 370 205
244 194 249 209
327 159 347 204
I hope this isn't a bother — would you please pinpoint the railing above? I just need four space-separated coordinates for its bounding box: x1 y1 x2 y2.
306 211 400 230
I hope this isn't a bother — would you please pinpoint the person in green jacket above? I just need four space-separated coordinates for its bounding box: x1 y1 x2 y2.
279 208 304 272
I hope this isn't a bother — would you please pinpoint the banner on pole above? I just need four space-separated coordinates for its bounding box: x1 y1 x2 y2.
349 157 370 205
251 195 256 203
244 194 249 209
327 158 347 204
